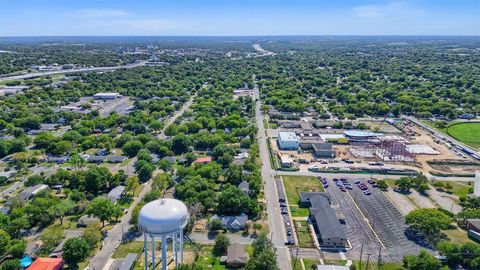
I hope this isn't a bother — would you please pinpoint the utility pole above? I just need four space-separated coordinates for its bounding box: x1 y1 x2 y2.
365 253 372 270
359 243 364 270
377 246 382 268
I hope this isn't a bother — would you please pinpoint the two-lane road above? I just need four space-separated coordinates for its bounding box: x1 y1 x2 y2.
254 83 292 270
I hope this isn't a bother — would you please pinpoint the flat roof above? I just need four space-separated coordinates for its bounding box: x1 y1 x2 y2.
278 131 299 142
344 130 383 137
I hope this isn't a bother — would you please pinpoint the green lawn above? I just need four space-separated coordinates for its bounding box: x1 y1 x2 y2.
282 175 324 205
290 206 310 217
112 241 145 258
294 220 315 248
443 228 476 245
432 181 472 198
446 122 480 149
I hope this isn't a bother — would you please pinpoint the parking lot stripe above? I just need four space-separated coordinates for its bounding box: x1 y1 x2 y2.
345 191 386 249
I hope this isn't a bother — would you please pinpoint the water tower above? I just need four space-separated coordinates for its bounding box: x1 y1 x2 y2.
138 198 189 270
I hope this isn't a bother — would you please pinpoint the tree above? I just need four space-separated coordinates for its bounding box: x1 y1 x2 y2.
212 234 230 257
40 227 64 252
0 229 11 255
0 260 21 270
405 209 452 243
87 197 115 227
138 162 155 182
245 232 278 270
24 175 44 187
9 239 26 259
122 140 143 157
376 180 388 191
126 176 140 197
403 250 442 270
62 237 90 267
54 199 75 225
82 224 102 248
209 219 224 232
171 134 191 154
217 185 252 215
395 177 412 191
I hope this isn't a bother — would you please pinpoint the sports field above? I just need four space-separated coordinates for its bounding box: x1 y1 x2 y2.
446 122 480 149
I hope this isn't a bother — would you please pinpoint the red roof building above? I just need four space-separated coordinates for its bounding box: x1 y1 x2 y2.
193 156 212 164
27 258 64 270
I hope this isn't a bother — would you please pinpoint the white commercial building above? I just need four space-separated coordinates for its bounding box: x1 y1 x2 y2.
93 92 120 100
278 131 300 150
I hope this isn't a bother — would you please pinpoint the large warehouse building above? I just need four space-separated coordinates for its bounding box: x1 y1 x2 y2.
278 131 300 150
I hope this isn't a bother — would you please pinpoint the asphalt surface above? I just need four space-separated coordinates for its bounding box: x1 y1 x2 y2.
254 83 292 270
324 176 423 263
0 60 148 82
88 179 153 270
276 170 474 182
157 94 195 140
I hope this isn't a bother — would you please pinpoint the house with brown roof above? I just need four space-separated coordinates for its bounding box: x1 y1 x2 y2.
226 243 248 268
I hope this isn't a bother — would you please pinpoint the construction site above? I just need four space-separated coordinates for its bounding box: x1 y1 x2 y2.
267 117 480 177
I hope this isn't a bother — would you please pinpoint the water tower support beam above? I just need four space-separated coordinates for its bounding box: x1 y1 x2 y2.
162 235 167 270
180 229 184 263
151 235 155 270
144 233 148 270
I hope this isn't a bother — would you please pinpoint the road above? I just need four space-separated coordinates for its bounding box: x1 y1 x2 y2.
88 178 153 270
254 81 292 270
157 94 196 140
0 60 148 82
252 44 276 57
403 116 480 156
275 170 475 182
88 95 195 270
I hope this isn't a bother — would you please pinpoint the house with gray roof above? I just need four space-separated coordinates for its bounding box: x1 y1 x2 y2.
210 213 248 231
238 181 250 194
300 192 347 247
108 185 126 203
18 184 48 201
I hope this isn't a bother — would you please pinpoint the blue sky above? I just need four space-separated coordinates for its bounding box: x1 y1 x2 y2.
0 0 478 36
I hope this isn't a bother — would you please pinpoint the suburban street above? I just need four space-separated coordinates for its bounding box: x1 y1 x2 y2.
0 60 148 82
157 93 196 140
88 95 196 270
88 179 153 270
275 170 475 182
254 82 292 270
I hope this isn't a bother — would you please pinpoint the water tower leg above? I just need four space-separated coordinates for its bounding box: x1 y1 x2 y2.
173 234 178 266
144 233 148 270
180 229 184 264
162 235 167 270
151 235 155 270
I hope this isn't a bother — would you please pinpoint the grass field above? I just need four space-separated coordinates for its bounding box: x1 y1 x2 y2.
282 175 324 205
294 220 315 248
443 228 476 245
446 122 480 149
432 181 472 198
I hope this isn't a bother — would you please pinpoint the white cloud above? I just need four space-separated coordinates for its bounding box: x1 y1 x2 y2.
353 1 422 19
110 19 176 34
73 9 128 17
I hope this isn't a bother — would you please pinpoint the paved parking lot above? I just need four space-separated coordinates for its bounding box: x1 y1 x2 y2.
323 176 423 263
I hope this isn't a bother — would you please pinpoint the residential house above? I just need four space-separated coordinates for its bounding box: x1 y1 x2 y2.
108 185 126 203
193 156 212 165
210 213 248 231
18 184 49 201
27 258 64 270
226 243 249 268
238 181 250 194
105 156 127 163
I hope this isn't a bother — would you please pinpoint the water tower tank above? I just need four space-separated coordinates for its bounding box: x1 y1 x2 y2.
138 198 189 235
